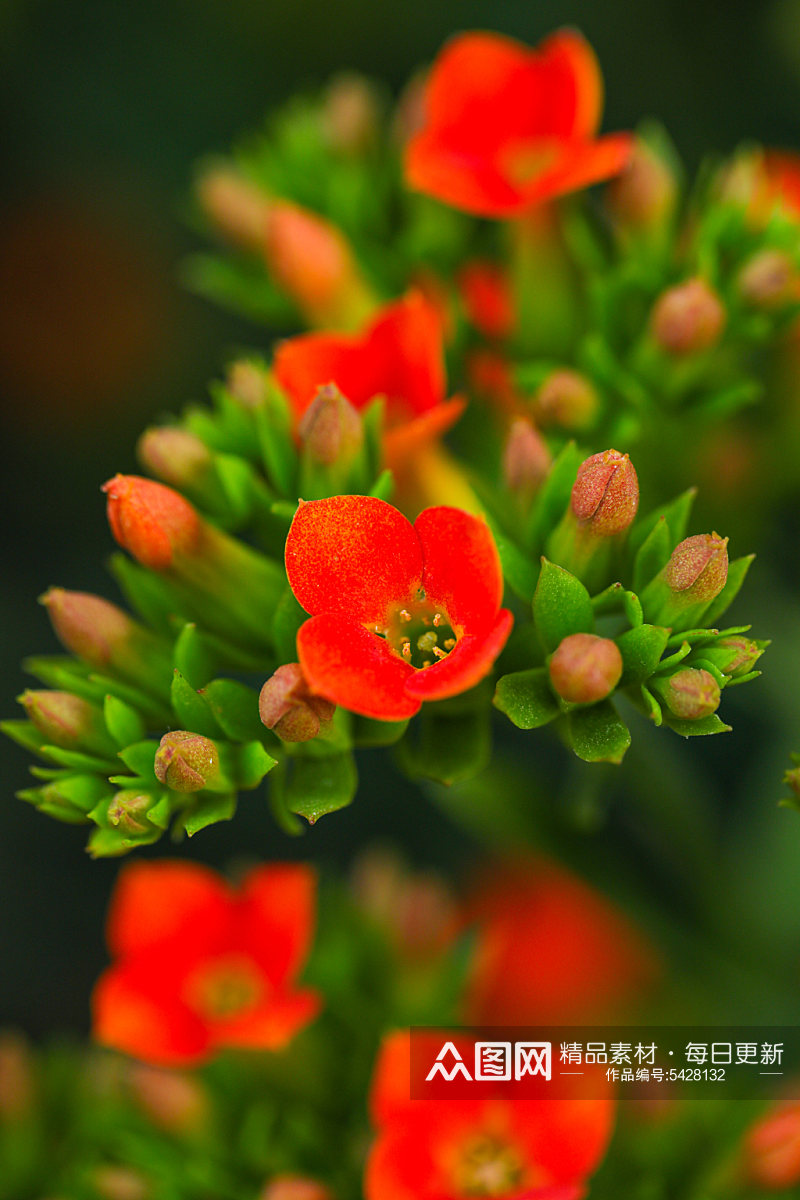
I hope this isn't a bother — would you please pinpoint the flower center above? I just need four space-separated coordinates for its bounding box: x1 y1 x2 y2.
381 596 458 669
186 956 263 1021
453 1134 527 1197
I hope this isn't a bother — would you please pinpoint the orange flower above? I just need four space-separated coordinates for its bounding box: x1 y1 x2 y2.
743 1098 800 1190
365 1030 615 1200
274 291 465 471
464 858 659 1025
93 861 321 1066
405 31 631 217
285 495 513 720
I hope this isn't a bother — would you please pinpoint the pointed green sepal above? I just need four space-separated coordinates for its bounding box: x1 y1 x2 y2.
533 559 594 653
617 624 671 685
566 701 631 764
494 668 560 730
103 695 146 750
170 670 221 738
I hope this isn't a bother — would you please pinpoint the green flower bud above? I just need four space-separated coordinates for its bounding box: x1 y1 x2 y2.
259 664 336 743
107 790 155 836
653 668 721 720
154 731 219 792
549 633 623 705
700 635 765 677
651 278 726 356
534 368 599 432
20 690 114 756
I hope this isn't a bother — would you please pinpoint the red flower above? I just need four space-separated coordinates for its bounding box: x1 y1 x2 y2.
284 495 513 720
405 30 632 217
273 291 465 470
92 861 320 1066
464 858 659 1025
457 260 515 340
365 1031 615 1200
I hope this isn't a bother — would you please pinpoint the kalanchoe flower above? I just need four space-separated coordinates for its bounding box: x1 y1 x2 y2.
365 1029 615 1200
642 532 729 628
154 731 220 792
285 496 513 720
20 690 115 756
502 418 551 502
103 475 202 571
274 291 465 473
226 359 270 409
650 278 726 356
259 664 336 743
652 668 721 721
92 860 321 1066
405 30 632 217
534 367 599 431
549 633 623 705
0 1031 34 1120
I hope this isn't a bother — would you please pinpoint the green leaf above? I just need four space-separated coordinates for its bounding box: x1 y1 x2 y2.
533 559 594 653
109 552 188 636
276 750 357 823
202 679 265 742
632 517 672 593
170 671 221 738
369 468 395 501
664 713 732 737
212 453 258 522
482 511 538 601
630 488 697 555
272 589 308 662
591 583 643 626
350 715 409 747
395 705 491 785
566 702 631 764
1 719 46 754
178 792 238 837
103 695 146 749
494 668 560 729
640 685 663 725
38 746 120 773
173 624 218 689
701 555 755 627
617 624 671 686
224 740 277 790
525 441 584 550
117 740 159 780
255 386 297 495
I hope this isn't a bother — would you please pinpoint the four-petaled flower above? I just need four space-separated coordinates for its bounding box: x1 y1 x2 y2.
284 495 513 720
273 291 464 471
365 1030 615 1200
405 30 632 217
92 861 321 1066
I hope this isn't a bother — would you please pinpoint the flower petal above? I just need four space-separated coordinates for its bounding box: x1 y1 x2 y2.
213 989 322 1053
406 132 530 217
107 861 232 960
534 30 604 140
518 135 633 207
404 609 513 701
286 496 423 625
238 864 318 987
297 614 420 720
414 506 504 631
274 328 362 420
92 960 210 1067
383 396 465 473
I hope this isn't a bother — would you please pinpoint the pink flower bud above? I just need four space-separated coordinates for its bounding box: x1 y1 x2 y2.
702 635 764 677
20 690 110 753
658 668 721 720
322 73 379 156
90 1166 151 1200
298 384 363 467
41 588 137 669
535 368 599 431
259 664 336 743
126 1063 209 1135
107 790 154 836
663 533 729 604
571 449 639 536
103 475 202 570
606 139 677 229
737 249 796 309
502 419 551 498
651 278 726 356
259 1178 334 1200
548 634 623 704
154 731 219 792
196 168 270 255
136 427 212 489
226 360 270 409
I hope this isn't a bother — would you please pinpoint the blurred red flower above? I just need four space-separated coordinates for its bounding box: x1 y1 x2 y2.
285 495 513 720
274 291 464 470
743 1098 800 1190
405 30 631 217
464 858 660 1025
93 861 320 1066
365 1030 615 1200
458 260 515 340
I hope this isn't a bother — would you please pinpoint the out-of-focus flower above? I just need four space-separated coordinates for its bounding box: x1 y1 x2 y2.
0 1030 35 1119
405 30 631 218
93 861 320 1066
125 1062 209 1135
322 72 380 156
464 858 659 1024
457 261 515 340
534 368 599 432
503 419 552 501
365 1030 615 1200
285 496 513 720
274 291 465 473
350 847 460 962
259 1176 335 1200
605 138 677 232
650 278 726 357
742 1098 800 1190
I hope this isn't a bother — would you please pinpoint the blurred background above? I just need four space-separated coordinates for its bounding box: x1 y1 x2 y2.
3 0 800 1038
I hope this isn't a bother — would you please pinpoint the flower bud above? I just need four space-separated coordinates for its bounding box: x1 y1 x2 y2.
298 384 363 467
662 533 729 604
350 847 458 962
571 449 639 536
103 474 202 570
605 139 677 230
264 200 372 328
651 278 726 356
737 249 796 309
534 368 599 431
91 1166 151 1200
107 790 154 836
226 359 270 409
196 167 270 255
136 428 212 490
154 731 219 792
742 1099 800 1189
785 766 800 802
322 72 379 156
40 588 173 687
654 668 721 720
548 634 623 705
20 690 113 755
0 1031 34 1119
259 1178 334 1200
502 418 551 500
259 664 336 742
126 1063 209 1135
700 635 765 678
